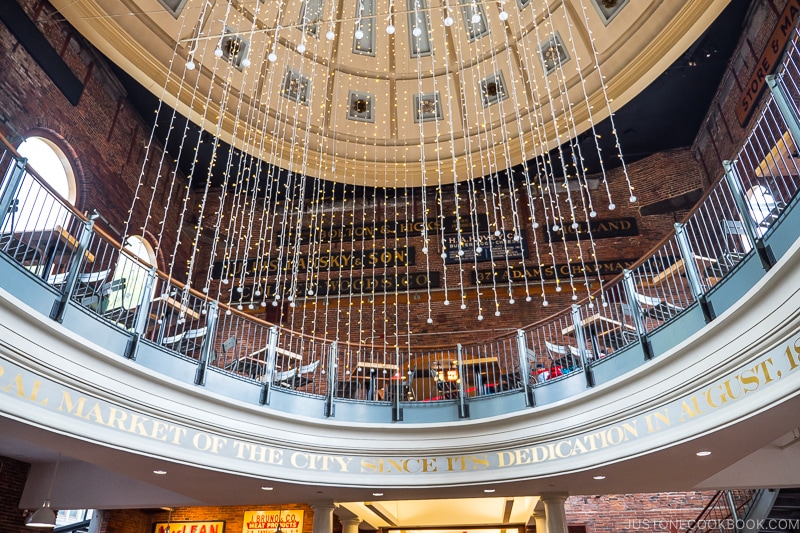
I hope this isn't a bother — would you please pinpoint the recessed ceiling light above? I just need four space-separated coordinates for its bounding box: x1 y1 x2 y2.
696 450 712 456
372 492 384 497
593 475 606 480
153 470 167 475
262 486 274 491
483 489 496 493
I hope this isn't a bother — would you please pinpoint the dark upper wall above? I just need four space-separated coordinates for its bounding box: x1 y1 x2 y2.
693 0 796 181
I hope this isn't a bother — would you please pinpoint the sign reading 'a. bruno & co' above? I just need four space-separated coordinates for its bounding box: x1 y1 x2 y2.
242 510 303 533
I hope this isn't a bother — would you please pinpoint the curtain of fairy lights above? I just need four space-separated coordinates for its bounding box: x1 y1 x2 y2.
127 0 637 349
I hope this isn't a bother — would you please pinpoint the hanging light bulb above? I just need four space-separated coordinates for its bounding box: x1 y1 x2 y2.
412 26 422 37
386 24 395 34
326 28 335 40
499 10 508 20
268 51 278 62
471 12 481 23
241 56 251 68
26 455 60 528
186 59 196 70
214 46 223 58
444 15 454 26
355 28 364 39
297 42 306 53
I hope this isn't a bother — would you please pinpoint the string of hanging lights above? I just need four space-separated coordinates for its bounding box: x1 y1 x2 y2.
125 0 637 349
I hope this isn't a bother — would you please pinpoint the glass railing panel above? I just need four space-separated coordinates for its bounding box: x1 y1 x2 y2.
212 307 273 382
626 235 694 332
0 163 85 286
274 331 330 397
344 344 400 402
523 309 582 387
335 345 368 400
591 280 638 356
682 178 748 292
727 99 799 236
455 340 516 398
144 278 212 362
774 25 800 132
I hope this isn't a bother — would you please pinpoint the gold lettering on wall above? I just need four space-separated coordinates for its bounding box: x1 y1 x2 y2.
1 329 799 479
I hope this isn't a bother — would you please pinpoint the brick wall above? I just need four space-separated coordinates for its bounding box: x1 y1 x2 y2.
209 147 704 350
693 0 794 182
0 0 189 276
0 456 31 533
565 492 717 533
99 504 316 533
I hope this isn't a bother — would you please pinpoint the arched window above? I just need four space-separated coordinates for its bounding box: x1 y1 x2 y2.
108 235 157 310
11 137 77 232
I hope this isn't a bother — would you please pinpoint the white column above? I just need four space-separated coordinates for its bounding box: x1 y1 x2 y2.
340 517 362 533
533 511 547 533
88 510 103 533
540 493 569 533
312 503 336 533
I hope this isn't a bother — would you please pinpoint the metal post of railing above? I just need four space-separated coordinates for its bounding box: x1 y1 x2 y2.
722 160 776 270
325 341 338 417
0 157 26 231
725 490 741 532
570 304 594 387
194 301 218 386
392 347 403 422
622 269 653 360
674 223 715 322
456 343 469 418
516 330 535 407
766 74 800 151
259 326 280 405
124 267 157 360
50 215 96 322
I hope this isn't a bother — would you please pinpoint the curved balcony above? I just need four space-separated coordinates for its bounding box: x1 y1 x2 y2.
2 17 800 505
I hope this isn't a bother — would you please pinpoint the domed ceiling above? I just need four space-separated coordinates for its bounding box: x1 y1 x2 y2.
53 0 730 187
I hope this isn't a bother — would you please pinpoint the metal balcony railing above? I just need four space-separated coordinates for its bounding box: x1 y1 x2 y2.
1 21 800 419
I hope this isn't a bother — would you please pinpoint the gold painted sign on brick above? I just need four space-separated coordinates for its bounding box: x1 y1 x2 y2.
242 510 303 533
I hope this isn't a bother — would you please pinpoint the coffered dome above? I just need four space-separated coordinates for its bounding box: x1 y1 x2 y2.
54 0 729 187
